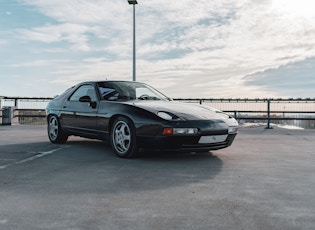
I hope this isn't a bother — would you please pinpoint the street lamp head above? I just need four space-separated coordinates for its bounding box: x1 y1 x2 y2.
128 0 138 5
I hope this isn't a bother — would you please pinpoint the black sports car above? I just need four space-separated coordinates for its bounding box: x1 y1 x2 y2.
46 81 238 158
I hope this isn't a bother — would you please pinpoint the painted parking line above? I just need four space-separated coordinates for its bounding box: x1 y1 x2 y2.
0 145 69 170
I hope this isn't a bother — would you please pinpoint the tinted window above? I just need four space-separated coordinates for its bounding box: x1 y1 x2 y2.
97 81 169 101
98 83 120 101
69 85 97 101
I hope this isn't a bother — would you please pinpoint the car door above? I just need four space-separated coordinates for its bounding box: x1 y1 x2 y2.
61 84 99 136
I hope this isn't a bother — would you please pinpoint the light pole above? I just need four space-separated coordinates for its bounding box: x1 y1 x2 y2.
128 0 137 81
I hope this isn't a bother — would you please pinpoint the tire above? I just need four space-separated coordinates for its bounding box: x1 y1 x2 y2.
110 116 138 158
47 115 68 144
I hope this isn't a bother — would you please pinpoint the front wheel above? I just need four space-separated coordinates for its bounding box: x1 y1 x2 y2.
47 115 68 144
110 117 138 158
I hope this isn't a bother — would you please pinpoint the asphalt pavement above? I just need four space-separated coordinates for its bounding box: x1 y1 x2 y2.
0 125 315 230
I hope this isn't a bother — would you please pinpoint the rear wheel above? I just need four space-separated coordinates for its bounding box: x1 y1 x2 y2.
47 115 68 144
110 117 138 158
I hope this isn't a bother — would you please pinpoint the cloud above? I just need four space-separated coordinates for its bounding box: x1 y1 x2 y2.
2 0 315 98
16 23 92 51
9 59 71 68
138 0 315 97
19 0 131 26
0 39 7 45
244 57 315 98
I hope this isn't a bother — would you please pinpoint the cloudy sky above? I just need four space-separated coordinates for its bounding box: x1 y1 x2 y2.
1 0 315 98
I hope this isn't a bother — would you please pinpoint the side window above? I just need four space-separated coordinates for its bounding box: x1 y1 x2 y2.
98 84 119 101
136 87 154 98
69 85 97 101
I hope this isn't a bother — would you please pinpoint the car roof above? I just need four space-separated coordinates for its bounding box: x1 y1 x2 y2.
79 80 142 85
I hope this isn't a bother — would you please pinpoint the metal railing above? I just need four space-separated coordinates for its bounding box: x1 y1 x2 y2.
0 97 50 125
174 98 315 129
1 97 315 128
0 97 52 109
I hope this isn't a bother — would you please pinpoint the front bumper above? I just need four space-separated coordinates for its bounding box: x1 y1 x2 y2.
137 133 237 152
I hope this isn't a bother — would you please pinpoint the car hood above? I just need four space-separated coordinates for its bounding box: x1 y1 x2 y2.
129 100 232 121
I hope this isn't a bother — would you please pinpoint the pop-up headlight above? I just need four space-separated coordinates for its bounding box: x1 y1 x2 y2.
228 126 238 134
157 112 173 120
157 111 179 120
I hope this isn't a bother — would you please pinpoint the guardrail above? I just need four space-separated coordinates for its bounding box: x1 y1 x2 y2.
1 97 315 128
0 97 52 109
174 98 315 129
0 108 47 125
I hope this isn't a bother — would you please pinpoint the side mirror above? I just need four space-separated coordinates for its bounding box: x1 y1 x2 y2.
79 95 91 103
79 96 97 109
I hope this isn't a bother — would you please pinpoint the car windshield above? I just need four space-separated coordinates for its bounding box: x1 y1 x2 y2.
97 81 170 101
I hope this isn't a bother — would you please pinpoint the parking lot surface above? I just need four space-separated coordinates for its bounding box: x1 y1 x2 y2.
0 125 315 230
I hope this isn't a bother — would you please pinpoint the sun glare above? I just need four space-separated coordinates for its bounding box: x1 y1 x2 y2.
272 0 315 18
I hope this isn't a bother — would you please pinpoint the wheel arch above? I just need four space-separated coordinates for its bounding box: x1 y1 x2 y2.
108 114 135 134
46 109 61 122
47 113 68 144
109 115 139 158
